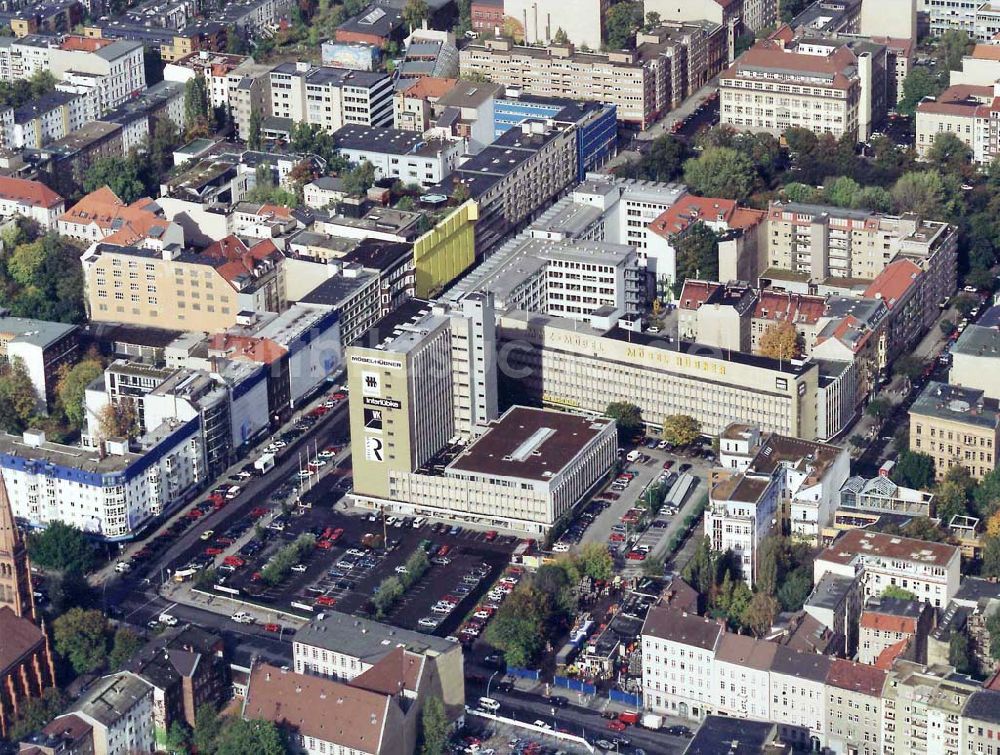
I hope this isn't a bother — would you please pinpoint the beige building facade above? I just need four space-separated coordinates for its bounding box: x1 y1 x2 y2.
909 382 1000 481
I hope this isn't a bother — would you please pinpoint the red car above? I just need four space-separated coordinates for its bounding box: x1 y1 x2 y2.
223 556 246 567
249 507 269 519
608 720 627 732
263 623 281 633
315 595 336 607
331 392 346 400
662 460 674 470
609 532 625 543
204 547 223 556
214 536 235 545
315 539 333 550
626 550 646 560
484 530 497 542
308 407 328 418
186 508 203 519
437 544 451 557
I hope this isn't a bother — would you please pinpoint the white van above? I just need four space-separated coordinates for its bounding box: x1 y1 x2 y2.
478 697 501 713
412 516 426 528
626 449 641 462
158 612 179 627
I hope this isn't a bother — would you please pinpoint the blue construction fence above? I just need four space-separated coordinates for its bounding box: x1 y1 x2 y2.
609 689 642 707
506 666 540 681
554 675 597 695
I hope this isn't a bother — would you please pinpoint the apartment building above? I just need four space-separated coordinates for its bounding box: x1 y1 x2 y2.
392 75 457 133
769 647 831 743
268 62 392 133
882 660 979 755
714 634 777 721
950 324 1000 400
706 427 849 584
915 83 993 163
910 381 1000 481
0 90 87 150
825 659 886 755
719 35 886 142
497 310 820 439
814 528 962 607
0 34 145 115
459 26 726 129
0 317 78 414
72 673 155 755
858 596 934 665
0 175 64 229
331 124 462 187
640 605 724 720
451 119 579 253
503 0 609 49
81 236 285 333
444 233 644 321
58 186 185 247
960 689 1000 755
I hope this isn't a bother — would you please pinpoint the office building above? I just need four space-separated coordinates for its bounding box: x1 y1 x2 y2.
268 62 392 132
0 317 78 414
719 34 886 142
331 124 462 187
950 324 1000 399
909 381 1000 481
814 528 961 607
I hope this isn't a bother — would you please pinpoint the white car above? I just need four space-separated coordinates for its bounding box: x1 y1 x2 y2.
533 721 551 730
431 603 453 614
346 549 366 557
114 561 131 573
394 565 409 575
552 542 571 553
291 564 308 573
298 470 313 479
385 516 397 526
308 459 327 469
272 440 287 448
231 612 254 624
418 617 440 628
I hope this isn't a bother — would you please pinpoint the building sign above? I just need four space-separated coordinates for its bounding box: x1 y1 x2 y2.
350 355 402 369
362 371 381 397
364 407 384 432
364 436 384 462
363 397 402 410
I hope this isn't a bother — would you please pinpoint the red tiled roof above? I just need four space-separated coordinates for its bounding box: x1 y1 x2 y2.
206 334 287 364
724 40 858 90
863 259 921 308
826 658 887 695
0 176 63 209
860 612 917 634
402 76 459 99
754 290 825 324
874 638 909 670
971 43 1000 61
204 236 283 286
349 647 424 696
917 84 994 117
59 35 111 52
678 280 721 311
60 188 170 245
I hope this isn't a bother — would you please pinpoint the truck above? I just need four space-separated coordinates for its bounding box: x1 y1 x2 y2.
641 713 663 730
254 452 276 474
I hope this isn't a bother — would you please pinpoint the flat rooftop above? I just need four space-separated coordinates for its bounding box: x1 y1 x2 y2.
819 528 958 567
447 406 612 482
910 381 999 430
0 317 76 348
294 611 455 658
952 324 1000 359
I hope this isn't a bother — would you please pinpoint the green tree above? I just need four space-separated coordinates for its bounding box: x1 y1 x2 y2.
577 541 614 580
57 358 104 428
149 116 181 176
605 401 642 440
194 705 225 755
987 611 1000 661
553 26 569 43
342 160 377 196
6 687 66 741
898 67 944 115
166 720 193 754
108 627 144 671
743 591 779 637
28 521 97 573
949 630 975 676
892 170 949 216
683 147 756 200
755 536 783 597
83 156 147 204
904 516 949 543
215 718 287 755
247 106 263 150
420 696 448 755
935 479 971 523
673 221 719 292
983 536 1000 579
866 397 891 423
52 607 109 675
641 555 665 577
605 1 643 49
183 76 211 136
777 568 813 612
483 585 548 668
893 355 926 384
894 450 936 490
640 134 686 181
936 29 973 72
683 537 717 596
661 414 701 447
759 321 802 360
882 585 918 601
927 131 971 174
403 0 429 28
0 359 39 431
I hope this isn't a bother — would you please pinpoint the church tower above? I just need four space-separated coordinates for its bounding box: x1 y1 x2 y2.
0 472 35 622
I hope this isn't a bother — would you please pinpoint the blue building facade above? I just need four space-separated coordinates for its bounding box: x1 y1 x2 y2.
494 96 618 180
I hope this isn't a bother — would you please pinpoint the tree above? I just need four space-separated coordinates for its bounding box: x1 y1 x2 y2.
6 687 66 741
576 541 614 580
194 706 225 755
928 131 972 174
342 160 376 196
866 397 891 423
420 696 448 755
52 607 109 675
988 611 1000 661
894 450 936 490
974 468 1000 517
683 147 756 200
28 521 97 573
640 134 686 182
484 585 549 668
893 355 926 384
898 67 944 115
743 592 779 637
641 555 665 577
108 627 144 671
949 631 974 675
683 537 716 596
605 401 642 440
673 221 719 292
935 480 971 523
758 321 802 360
183 76 211 136
149 116 181 175
755 536 783 597
904 516 949 543
247 106 263 150
937 29 972 72
402 0 429 29
83 156 147 205
882 585 918 601
215 719 287 755
553 26 569 44
166 720 193 754
661 414 701 447
97 398 139 439
56 358 103 428
849 433 866 450
892 170 949 217
645 11 662 28
0 359 39 431
605 1 643 49
777 568 813 612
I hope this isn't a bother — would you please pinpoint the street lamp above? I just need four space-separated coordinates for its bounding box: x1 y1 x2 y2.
486 669 499 699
